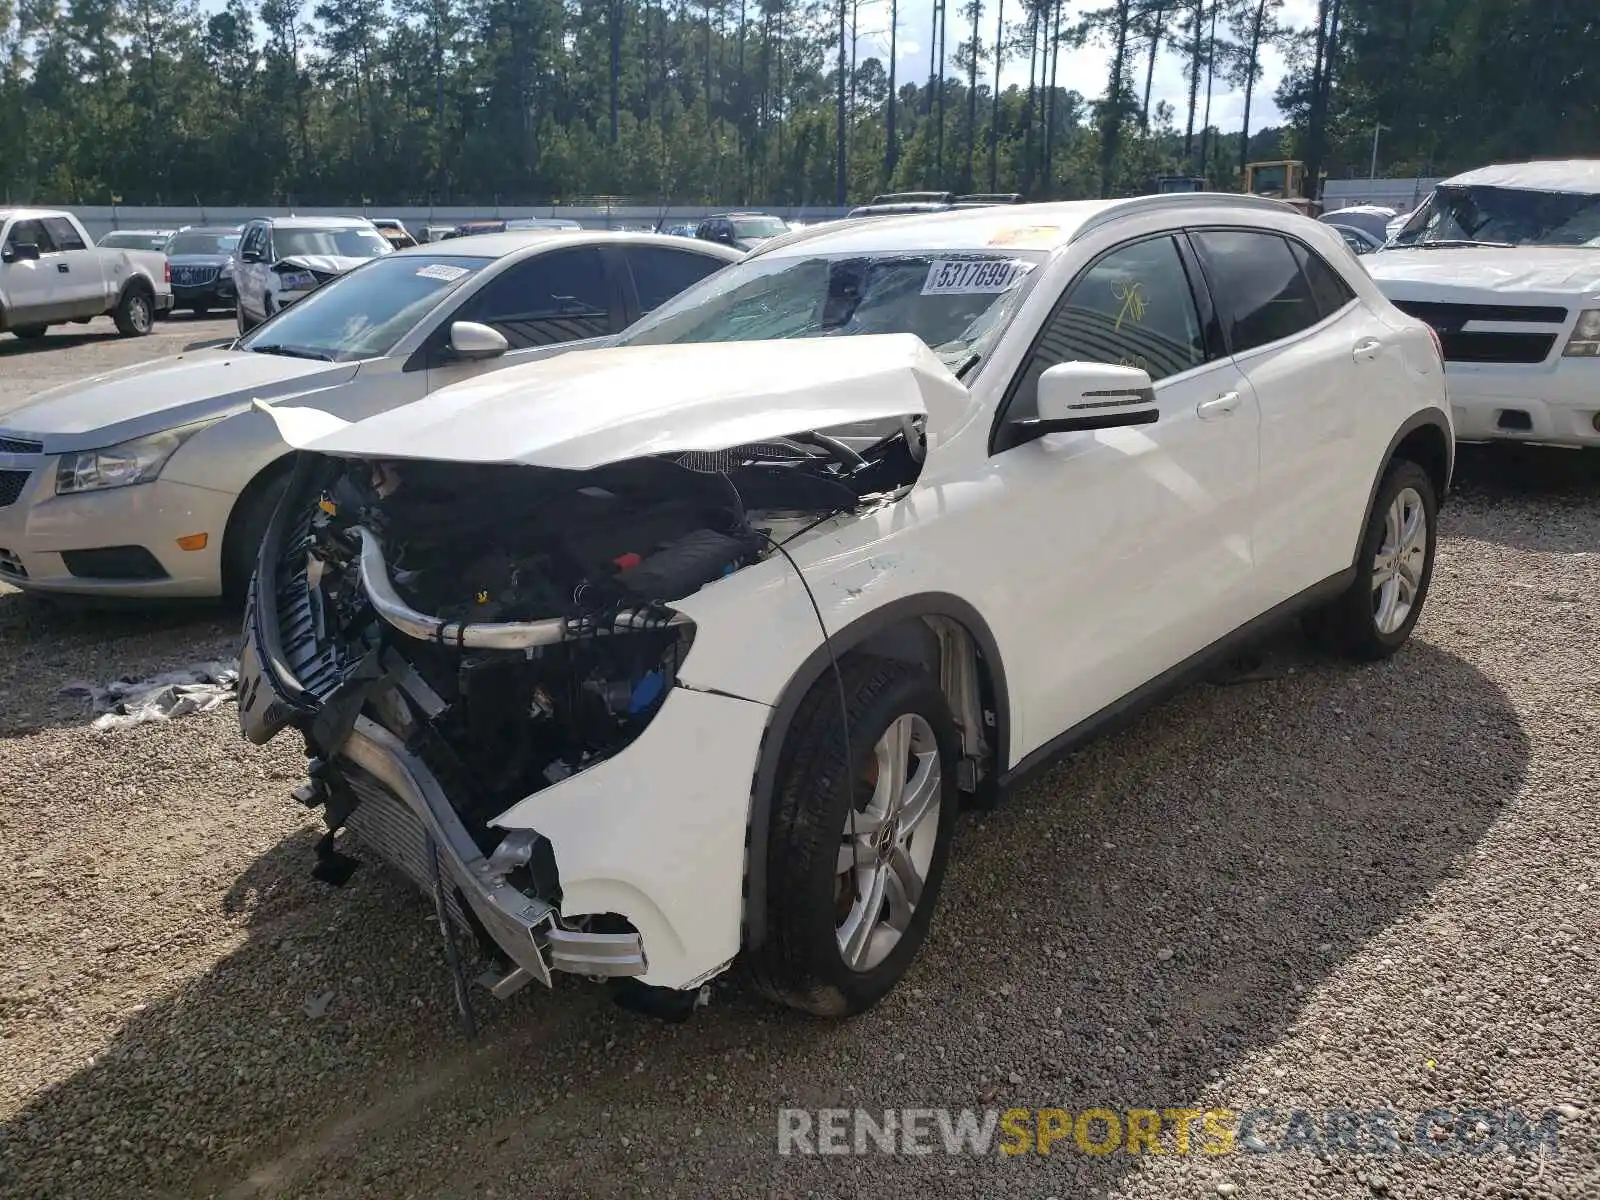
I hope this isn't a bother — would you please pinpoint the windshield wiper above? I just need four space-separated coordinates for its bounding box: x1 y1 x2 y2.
1411 238 1516 249
248 344 337 361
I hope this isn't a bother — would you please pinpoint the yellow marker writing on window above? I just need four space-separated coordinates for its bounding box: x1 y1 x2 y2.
1113 281 1147 331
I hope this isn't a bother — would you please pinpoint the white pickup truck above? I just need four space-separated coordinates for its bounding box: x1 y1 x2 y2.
1 208 174 341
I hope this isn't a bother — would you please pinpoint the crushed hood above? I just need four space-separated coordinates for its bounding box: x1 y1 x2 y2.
262 333 972 471
278 254 371 276
1366 248 1600 305
0 349 357 452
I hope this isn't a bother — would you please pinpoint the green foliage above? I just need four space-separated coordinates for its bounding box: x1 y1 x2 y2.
0 0 1321 205
1274 0 1594 183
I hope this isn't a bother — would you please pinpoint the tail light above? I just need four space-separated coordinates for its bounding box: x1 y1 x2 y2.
1424 323 1444 367
164 260 171 284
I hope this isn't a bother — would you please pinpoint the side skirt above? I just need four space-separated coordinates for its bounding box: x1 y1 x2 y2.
998 567 1357 794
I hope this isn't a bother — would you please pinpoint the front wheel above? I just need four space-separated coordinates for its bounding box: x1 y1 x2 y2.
112 287 154 336
1305 459 1438 660
749 656 959 1017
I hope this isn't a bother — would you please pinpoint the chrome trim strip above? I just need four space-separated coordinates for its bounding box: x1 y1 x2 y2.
546 929 649 977
337 717 651 987
352 525 689 650
339 717 557 986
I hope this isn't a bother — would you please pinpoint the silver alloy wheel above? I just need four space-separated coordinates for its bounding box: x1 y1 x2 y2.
836 712 943 972
1372 485 1427 635
128 294 152 332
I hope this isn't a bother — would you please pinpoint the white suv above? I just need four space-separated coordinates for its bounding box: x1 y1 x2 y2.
233 216 391 331
1366 160 1600 446
238 195 1452 1020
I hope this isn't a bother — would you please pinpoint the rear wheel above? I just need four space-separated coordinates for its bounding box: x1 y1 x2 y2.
112 286 154 336
750 656 959 1017
1305 459 1438 660
11 325 47 340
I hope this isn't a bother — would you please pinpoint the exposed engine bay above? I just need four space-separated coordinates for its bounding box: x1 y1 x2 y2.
280 423 925 845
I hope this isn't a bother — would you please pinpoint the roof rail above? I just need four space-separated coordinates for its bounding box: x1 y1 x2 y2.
953 193 1023 206
1072 192 1299 241
870 191 954 205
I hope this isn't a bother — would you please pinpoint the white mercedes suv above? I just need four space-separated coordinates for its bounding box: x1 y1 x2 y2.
237 195 1452 1021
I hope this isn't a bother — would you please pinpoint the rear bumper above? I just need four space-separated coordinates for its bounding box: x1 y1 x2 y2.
1446 360 1600 446
154 292 175 314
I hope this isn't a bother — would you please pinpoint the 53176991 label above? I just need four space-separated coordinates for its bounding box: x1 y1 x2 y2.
921 258 1032 296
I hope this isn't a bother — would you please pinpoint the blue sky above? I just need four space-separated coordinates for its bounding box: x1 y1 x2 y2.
854 0 1316 130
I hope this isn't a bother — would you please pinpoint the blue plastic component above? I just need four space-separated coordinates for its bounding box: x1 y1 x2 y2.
628 670 667 715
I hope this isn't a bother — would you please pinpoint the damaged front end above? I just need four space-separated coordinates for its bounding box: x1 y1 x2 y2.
238 428 923 1005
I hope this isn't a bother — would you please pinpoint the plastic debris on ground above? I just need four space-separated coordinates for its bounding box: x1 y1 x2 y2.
60 659 240 731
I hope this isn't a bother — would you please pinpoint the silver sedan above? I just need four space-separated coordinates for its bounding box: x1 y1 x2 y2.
0 232 740 600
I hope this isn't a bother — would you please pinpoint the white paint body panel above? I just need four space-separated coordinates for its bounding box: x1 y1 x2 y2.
257 198 1452 989
492 686 771 990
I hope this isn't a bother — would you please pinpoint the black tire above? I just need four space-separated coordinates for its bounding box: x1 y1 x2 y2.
11 325 47 340
112 285 155 336
749 655 960 1017
1305 458 1438 660
221 468 291 606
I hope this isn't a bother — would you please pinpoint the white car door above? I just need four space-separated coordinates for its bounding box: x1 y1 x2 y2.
236 224 270 321
424 244 623 391
982 233 1261 753
1 218 62 324
41 216 106 316
1187 228 1374 607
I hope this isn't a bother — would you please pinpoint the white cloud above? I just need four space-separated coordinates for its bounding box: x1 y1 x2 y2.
850 0 1317 133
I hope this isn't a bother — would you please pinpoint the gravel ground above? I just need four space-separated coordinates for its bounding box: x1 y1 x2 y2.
1 331 1597 1199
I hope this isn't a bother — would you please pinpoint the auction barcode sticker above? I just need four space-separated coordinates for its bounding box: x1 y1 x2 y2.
922 258 1032 296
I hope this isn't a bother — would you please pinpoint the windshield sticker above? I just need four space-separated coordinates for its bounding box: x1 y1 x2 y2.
987 225 1062 248
922 259 1032 296
415 263 469 282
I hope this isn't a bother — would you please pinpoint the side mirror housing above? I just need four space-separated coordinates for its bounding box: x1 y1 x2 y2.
448 320 510 361
4 242 41 263
1008 362 1159 448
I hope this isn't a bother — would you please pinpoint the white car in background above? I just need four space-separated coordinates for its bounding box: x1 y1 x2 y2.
1368 160 1600 446
233 216 393 332
0 232 738 598
238 196 1453 1022
2 209 174 340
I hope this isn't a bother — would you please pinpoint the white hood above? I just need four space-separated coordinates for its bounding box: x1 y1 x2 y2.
262 334 972 471
1365 248 1600 307
278 254 372 276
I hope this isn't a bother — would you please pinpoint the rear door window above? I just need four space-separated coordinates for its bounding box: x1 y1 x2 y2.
1290 240 1358 320
625 246 725 315
1190 230 1323 354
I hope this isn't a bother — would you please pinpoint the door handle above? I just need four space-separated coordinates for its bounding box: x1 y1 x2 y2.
1196 390 1242 420
57 263 70 273
1352 337 1383 362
